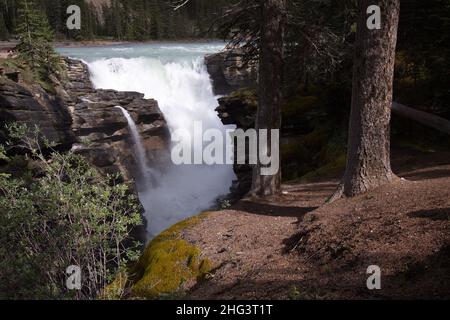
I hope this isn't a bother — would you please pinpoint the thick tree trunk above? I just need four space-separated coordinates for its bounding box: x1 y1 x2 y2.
250 0 285 196
392 102 450 135
340 0 401 198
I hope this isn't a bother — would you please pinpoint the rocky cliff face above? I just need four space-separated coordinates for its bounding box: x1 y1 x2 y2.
62 58 170 183
205 49 257 95
205 50 259 198
0 74 75 149
0 58 170 184
215 90 257 198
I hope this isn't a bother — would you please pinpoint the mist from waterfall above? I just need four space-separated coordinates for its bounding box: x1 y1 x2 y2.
58 43 235 237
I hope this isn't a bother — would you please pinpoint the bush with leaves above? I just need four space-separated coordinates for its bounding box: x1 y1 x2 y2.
0 124 143 300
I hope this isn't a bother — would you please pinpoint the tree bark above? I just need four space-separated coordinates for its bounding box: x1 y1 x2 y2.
340 0 401 198
250 0 285 196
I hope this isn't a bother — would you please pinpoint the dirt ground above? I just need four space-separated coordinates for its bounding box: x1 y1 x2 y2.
183 152 450 300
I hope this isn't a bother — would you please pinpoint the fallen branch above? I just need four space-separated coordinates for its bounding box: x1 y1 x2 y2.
172 0 190 11
392 102 450 135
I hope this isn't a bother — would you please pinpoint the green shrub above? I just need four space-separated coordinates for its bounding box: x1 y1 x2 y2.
0 124 143 300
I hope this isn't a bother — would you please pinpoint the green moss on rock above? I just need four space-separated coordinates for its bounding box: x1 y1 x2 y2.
130 213 212 299
100 271 129 300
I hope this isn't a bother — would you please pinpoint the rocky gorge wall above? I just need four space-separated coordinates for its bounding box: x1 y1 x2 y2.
205 50 258 197
1 49 255 198
0 58 170 185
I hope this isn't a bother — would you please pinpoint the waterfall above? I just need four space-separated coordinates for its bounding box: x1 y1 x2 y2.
115 106 148 180
83 48 235 238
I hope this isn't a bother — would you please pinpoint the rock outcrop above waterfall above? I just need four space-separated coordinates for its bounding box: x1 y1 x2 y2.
0 57 170 184
205 49 257 95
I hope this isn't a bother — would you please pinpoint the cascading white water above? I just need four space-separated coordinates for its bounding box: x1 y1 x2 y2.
71 44 236 238
115 106 148 179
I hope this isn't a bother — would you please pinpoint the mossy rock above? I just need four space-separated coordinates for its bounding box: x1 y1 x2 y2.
130 213 212 299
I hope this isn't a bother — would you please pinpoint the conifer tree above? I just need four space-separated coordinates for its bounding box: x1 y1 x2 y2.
15 0 59 76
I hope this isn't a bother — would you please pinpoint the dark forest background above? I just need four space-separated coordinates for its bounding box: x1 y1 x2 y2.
0 0 229 40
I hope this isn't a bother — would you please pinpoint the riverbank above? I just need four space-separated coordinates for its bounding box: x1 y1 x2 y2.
55 38 224 48
0 38 225 53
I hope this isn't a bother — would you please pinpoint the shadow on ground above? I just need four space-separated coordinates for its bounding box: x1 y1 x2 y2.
407 208 450 221
401 168 450 181
232 200 318 218
189 244 450 300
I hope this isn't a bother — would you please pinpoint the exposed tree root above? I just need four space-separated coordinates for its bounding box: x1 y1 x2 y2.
326 183 344 204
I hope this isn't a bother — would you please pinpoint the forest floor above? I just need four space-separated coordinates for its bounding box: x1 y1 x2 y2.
184 149 450 300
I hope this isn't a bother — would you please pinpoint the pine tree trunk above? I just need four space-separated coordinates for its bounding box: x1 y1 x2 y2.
250 0 285 197
341 0 400 198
